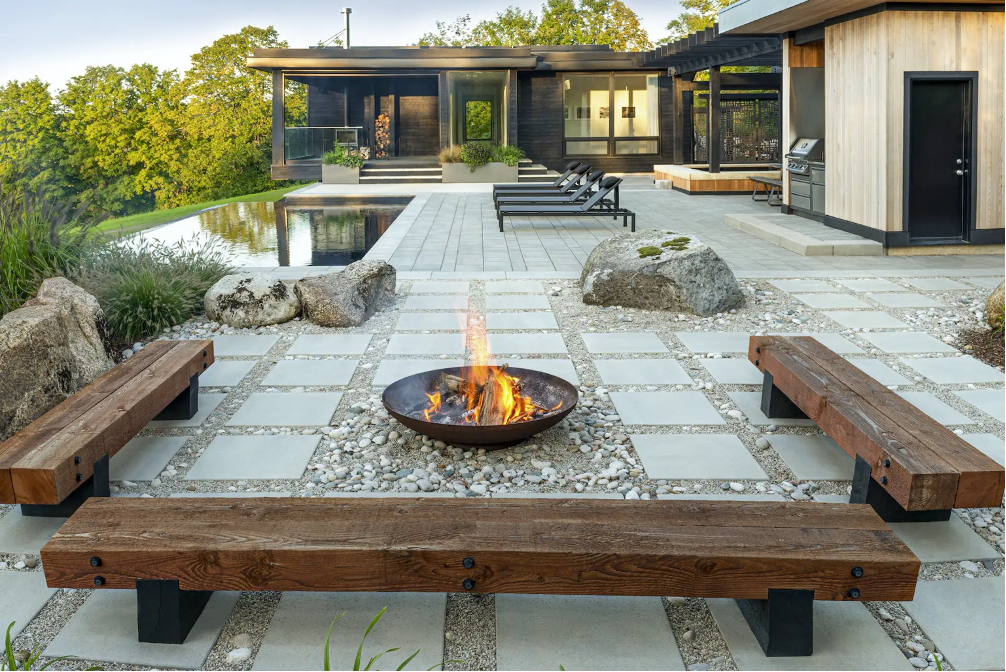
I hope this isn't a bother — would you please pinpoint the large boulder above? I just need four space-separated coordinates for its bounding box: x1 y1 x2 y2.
580 230 744 316
294 260 396 327
204 273 300 328
987 280 1004 328
0 278 115 441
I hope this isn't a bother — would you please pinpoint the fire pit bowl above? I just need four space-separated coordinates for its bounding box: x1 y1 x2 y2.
382 366 579 450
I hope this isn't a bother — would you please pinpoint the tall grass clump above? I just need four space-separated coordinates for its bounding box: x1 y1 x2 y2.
0 187 103 315
69 238 233 343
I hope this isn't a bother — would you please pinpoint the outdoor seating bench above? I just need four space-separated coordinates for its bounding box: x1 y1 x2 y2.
749 335 1005 521
41 496 920 657
750 177 782 204
0 339 213 516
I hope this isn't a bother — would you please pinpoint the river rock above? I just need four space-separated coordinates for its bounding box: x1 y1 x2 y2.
204 273 300 328
0 278 114 441
295 260 396 327
987 280 1004 328
579 230 744 315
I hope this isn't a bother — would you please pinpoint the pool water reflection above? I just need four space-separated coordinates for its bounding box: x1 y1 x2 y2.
136 197 410 266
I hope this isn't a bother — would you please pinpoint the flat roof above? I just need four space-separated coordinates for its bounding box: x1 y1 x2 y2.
720 0 1003 34
248 44 650 72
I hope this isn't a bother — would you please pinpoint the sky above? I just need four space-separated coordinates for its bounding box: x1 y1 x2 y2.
0 0 686 90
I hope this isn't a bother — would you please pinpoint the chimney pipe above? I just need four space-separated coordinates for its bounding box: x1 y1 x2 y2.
341 8 352 48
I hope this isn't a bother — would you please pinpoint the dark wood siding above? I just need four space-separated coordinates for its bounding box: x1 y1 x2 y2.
517 72 563 169
306 83 346 127
396 77 439 157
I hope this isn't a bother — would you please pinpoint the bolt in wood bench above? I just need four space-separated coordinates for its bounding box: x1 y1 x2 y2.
749 335 1005 521
41 497 920 657
0 339 213 516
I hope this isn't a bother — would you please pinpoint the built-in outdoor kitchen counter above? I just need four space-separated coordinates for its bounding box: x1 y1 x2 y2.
785 137 824 216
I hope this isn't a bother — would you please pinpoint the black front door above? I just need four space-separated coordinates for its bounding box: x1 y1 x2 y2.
905 78 973 242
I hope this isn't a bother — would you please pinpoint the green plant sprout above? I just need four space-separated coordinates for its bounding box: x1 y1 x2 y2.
322 607 460 671
3 622 101 671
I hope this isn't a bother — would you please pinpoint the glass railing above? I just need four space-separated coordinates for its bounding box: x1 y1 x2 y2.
284 127 362 161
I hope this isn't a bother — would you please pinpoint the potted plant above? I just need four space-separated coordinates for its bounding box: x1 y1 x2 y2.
440 143 523 183
321 145 365 184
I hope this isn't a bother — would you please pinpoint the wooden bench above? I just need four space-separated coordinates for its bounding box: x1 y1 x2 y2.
0 339 213 516
749 335 1004 521
41 497 920 657
750 177 782 205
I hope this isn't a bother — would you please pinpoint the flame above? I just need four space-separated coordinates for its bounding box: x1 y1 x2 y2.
419 311 552 426
423 391 442 421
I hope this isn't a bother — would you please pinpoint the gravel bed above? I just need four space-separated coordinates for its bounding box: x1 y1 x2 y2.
4 273 1002 670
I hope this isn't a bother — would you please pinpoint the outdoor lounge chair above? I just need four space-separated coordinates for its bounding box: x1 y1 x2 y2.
492 160 584 193
497 176 634 233
492 163 589 203
494 169 606 211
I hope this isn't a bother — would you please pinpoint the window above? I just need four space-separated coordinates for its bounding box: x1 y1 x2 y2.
563 73 660 156
613 74 659 139
465 100 492 141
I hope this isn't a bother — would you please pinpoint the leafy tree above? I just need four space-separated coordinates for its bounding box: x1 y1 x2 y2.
418 15 475 46
58 64 176 215
534 0 581 45
419 0 650 51
0 78 64 198
158 26 287 207
472 7 539 47
662 0 738 43
578 0 652 51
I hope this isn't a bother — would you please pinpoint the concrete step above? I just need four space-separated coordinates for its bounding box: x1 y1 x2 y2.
359 175 442 184
360 165 442 184
518 163 556 182
723 213 884 256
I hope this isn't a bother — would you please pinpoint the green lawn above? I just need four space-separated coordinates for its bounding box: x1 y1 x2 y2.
96 185 304 235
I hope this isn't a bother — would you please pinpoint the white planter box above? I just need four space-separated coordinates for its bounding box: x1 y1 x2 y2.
441 162 518 184
322 164 360 184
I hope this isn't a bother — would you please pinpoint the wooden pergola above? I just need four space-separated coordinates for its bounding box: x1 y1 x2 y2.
642 25 783 172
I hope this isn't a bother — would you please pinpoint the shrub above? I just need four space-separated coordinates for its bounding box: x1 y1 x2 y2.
459 143 493 171
322 145 365 169
69 237 233 343
0 187 104 315
491 144 525 167
437 145 462 164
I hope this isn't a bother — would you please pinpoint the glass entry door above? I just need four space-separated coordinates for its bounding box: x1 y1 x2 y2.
447 71 508 146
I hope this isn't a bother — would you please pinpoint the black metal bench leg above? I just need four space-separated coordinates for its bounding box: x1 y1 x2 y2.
137 580 213 644
850 455 952 522
736 588 814 657
153 372 199 421
498 212 504 233
20 453 109 517
760 370 808 419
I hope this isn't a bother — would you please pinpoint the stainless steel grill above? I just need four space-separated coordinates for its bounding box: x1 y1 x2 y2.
785 138 825 214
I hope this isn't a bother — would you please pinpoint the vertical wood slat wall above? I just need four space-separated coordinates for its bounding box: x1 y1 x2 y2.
824 10 1005 233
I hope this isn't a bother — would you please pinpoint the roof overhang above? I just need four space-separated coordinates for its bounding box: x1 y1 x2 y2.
719 0 1004 34
247 45 655 73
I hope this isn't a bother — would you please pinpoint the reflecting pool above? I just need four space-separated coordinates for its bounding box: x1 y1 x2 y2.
136 197 410 266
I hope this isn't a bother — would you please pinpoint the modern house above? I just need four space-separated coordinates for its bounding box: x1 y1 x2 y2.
720 0 1004 249
247 41 782 183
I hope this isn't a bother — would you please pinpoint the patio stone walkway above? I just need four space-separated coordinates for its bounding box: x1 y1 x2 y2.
1 182 1003 671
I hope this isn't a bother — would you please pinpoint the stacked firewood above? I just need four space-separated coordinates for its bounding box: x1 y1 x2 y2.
375 114 390 158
